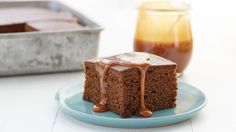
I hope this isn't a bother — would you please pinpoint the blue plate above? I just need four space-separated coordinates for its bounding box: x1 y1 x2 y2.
55 81 207 128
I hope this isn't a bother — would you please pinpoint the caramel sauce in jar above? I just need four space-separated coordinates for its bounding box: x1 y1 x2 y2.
134 1 193 73
134 39 192 73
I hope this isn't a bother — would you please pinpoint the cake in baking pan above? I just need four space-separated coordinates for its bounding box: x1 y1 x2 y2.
0 7 81 33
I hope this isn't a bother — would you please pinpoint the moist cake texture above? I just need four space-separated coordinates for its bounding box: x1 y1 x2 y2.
83 52 177 118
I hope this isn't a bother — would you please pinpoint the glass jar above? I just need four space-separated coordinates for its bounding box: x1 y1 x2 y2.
134 1 193 74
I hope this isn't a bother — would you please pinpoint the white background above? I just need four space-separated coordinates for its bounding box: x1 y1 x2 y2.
0 0 236 132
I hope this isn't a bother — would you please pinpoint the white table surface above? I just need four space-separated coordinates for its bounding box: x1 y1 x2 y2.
1 0 236 132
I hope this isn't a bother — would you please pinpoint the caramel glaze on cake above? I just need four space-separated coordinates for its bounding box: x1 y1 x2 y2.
0 7 81 33
94 53 153 117
83 52 178 118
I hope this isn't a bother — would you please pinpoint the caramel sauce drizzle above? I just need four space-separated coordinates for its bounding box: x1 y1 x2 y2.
93 52 152 117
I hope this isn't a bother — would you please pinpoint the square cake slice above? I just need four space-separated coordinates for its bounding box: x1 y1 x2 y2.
83 52 177 118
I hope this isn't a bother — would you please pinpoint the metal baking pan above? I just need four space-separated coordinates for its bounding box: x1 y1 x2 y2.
0 0 103 76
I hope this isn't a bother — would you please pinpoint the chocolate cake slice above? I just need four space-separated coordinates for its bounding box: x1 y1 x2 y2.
83 52 177 118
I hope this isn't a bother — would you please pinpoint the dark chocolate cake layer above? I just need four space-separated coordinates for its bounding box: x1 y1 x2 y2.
83 52 177 118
